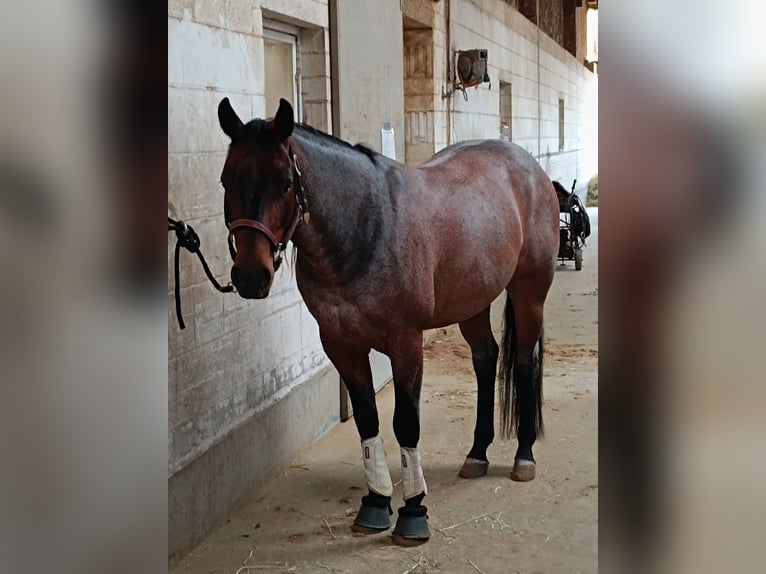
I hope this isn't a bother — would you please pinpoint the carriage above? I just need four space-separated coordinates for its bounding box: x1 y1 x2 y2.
554 179 590 270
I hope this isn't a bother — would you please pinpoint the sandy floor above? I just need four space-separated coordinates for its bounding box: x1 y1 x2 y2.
173 210 598 574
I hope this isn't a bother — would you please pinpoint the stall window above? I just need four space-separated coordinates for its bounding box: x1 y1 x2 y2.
264 27 300 120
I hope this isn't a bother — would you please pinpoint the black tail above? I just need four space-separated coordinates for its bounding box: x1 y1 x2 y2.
498 295 545 440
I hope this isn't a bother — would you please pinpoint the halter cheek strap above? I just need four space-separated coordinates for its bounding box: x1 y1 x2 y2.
226 144 309 270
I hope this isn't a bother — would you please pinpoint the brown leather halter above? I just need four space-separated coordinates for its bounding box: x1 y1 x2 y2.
226 144 309 270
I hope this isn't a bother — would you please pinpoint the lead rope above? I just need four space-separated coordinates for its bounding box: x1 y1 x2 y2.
168 217 234 329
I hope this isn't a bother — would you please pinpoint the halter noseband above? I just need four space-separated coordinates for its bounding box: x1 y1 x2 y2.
226 144 309 270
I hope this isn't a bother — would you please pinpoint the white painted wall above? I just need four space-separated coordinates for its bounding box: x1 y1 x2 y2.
331 0 406 160
433 0 598 189
167 0 332 477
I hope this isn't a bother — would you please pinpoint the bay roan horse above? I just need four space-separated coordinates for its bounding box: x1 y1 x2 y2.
218 98 559 545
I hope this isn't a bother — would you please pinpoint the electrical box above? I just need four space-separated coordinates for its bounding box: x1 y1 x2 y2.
456 49 490 88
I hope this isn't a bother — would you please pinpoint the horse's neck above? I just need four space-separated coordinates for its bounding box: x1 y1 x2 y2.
290 132 389 285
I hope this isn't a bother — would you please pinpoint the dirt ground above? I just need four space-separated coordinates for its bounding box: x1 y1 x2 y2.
173 210 598 574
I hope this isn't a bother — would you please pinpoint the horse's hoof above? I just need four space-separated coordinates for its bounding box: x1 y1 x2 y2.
458 457 489 479
510 459 536 482
392 532 430 547
392 513 431 546
350 522 389 535
352 503 391 533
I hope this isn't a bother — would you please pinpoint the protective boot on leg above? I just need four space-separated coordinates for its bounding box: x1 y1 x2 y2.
352 434 393 533
392 447 431 545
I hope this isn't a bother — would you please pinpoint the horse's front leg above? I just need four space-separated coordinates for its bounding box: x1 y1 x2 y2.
389 331 431 546
321 334 393 534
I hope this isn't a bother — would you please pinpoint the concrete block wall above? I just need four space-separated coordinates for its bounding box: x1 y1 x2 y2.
431 0 597 188
299 26 333 131
168 0 333 479
168 0 336 561
404 28 436 166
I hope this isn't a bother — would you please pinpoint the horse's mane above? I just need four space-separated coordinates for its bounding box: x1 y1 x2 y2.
295 123 379 165
235 119 378 165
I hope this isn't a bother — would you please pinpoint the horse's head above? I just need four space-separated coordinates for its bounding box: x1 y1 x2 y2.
218 97 298 299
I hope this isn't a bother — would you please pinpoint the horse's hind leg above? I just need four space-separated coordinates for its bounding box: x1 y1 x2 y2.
389 330 431 546
504 277 550 482
457 306 499 479
320 334 393 534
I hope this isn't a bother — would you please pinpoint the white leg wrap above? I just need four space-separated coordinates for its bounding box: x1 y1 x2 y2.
361 434 393 497
400 447 427 500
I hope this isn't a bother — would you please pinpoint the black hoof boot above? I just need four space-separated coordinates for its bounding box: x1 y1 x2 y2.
392 493 430 546
351 491 392 534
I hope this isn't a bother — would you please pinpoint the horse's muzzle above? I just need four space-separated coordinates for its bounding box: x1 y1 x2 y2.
231 265 272 299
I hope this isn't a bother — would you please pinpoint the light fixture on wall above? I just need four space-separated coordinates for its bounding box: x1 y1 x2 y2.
454 49 490 101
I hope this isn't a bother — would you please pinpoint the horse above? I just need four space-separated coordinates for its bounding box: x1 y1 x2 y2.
217 97 559 546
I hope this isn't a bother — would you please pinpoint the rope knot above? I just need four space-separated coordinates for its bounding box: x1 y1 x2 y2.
174 221 200 253
168 217 234 329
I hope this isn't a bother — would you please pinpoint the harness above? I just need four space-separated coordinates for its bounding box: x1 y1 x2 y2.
225 143 310 271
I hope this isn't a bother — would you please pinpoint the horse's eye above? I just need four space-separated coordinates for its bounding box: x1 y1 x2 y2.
284 181 292 194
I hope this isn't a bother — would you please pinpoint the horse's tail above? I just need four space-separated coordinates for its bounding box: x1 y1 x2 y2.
498 294 544 440
498 295 517 440
533 329 545 437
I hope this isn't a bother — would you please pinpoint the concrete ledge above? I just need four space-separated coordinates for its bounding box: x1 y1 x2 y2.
169 365 340 565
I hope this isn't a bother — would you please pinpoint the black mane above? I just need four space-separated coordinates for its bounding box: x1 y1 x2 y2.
234 119 379 165
295 123 379 165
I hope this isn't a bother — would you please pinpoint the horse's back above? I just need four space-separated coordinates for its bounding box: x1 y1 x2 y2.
402 139 558 327
419 139 537 172
415 139 557 232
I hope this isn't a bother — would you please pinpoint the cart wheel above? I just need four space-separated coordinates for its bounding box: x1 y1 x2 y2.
574 248 583 270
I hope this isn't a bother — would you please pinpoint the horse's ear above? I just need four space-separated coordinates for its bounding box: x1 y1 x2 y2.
218 98 243 139
273 98 294 142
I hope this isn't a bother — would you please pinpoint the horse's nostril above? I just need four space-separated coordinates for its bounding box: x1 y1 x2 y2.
257 267 271 287
231 265 271 296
